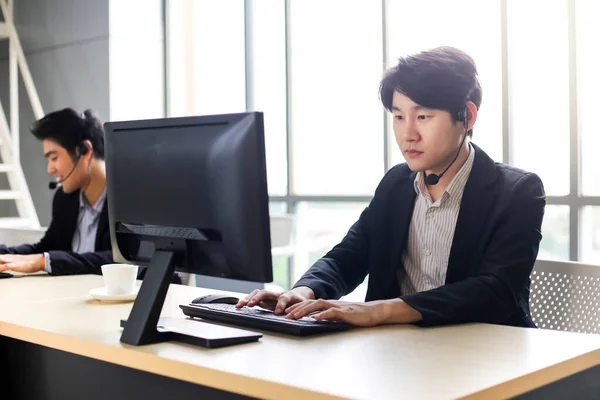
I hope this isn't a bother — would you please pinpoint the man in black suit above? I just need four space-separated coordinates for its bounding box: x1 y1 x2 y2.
0 108 112 275
238 46 546 328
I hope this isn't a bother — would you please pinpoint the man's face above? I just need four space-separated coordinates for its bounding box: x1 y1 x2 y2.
43 139 86 193
392 91 466 174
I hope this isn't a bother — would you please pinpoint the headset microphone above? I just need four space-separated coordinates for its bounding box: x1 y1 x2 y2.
48 143 89 190
424 107 469 186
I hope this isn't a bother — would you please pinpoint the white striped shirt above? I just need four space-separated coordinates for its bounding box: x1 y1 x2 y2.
398 144 476 295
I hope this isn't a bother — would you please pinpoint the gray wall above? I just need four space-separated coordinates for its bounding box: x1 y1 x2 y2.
0 0 109 226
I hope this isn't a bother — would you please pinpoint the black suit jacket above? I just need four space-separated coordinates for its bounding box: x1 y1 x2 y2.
294 144 545 328
0 188 113 275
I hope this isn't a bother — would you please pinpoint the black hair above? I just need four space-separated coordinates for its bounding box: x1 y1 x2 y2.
379 46 482 136
31 108 105 159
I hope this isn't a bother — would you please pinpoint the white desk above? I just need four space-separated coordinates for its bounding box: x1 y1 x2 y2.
1 275 600 399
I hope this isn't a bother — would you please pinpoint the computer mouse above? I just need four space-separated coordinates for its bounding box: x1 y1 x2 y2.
191 294 240 305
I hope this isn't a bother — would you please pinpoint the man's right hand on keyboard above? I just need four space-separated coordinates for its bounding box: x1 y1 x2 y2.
236 286 315 315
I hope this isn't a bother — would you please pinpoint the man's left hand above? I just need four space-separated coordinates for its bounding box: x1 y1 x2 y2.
0 254 45 273
285 299 388 326
284 298 423 326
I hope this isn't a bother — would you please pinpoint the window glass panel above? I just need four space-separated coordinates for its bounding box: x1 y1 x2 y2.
271 257 291 290
539 205 569 261
269 201 291 289
578 0 600 195
110 0 163 120
292 202 367 284
248 1 287 195
289 0 384 195
508 0 569 196
580 207 600 264
167 0 246 117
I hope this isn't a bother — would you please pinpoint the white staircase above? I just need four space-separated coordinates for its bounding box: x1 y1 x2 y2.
0 0 43 228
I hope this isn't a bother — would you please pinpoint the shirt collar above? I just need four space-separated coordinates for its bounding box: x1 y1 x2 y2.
413 143 476 199
79 188 107 213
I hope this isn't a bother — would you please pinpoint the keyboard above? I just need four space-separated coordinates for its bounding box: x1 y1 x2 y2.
179 303 352 336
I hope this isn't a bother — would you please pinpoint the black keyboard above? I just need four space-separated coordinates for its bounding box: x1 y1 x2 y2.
179 303 352 336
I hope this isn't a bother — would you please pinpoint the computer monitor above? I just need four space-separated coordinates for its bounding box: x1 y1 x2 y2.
104 112 273 346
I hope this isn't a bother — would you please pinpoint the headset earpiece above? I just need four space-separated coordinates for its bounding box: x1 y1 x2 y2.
78 142 89 156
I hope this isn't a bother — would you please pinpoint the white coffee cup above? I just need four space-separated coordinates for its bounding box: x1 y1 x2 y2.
101 264 139 296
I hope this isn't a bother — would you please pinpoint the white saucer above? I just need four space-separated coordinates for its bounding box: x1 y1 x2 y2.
89 286 139 302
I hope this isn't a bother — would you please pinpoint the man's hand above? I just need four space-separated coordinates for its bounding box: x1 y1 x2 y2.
0 254 45 273
236 286 315 315
285 298 423 327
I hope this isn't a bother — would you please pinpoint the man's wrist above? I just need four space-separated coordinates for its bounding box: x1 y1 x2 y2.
376 298 422 324
35 253 46 272
291 286 315 300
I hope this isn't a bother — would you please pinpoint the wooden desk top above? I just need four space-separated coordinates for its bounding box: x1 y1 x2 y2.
1 275 599 400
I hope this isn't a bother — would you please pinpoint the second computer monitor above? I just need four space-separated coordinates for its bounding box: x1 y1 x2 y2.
104 112 273 284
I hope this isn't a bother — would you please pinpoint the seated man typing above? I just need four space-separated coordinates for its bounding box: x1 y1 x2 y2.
0 108 112 275
237 47 546 328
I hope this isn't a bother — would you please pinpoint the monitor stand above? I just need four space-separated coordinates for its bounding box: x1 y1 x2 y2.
120 250 262 348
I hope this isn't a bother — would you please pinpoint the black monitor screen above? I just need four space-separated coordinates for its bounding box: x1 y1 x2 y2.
104 112 272 283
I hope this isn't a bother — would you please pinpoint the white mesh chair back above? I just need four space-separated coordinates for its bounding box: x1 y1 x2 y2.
530 259 600 334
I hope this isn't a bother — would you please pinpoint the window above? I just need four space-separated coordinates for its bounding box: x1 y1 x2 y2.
578 0 600 196
167 0 245 117
581 207 600 264
109 0 164 120
288 0 384 196
247 1 288 195
577 2 600 265
291 202 367 282
508 0 570 197
539 206 569 261
166 0 600 292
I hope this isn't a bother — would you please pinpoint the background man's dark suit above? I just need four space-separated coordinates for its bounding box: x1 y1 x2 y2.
0 188 112 275
0 189 182 284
